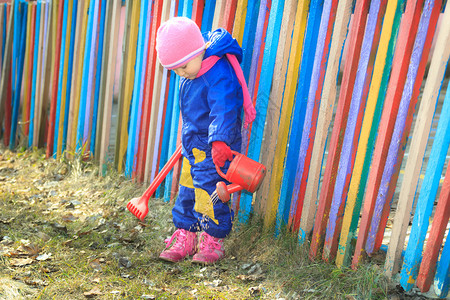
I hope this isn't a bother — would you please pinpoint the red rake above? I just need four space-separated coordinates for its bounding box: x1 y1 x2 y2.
127 144 183 220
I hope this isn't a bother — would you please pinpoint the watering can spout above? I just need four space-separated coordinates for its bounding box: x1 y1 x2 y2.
214 151 266 202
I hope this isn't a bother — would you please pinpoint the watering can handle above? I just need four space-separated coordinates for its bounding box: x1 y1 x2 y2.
215 150 240 179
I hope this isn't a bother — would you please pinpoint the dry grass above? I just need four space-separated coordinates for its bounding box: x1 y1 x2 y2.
0 147 407 299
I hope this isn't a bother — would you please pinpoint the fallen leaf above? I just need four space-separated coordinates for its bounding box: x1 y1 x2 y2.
249 285 262 296
236 274 265 282
89 259 102 272
118 256 132 268
76 230 92 237
10 257 34 266
62 213 78 222
62 239 73 246
84 287 102 298
24 278 48 286
20 243 41 257
90 277 101 283
0 217 15 224
36 253 52 261
51 223 68 233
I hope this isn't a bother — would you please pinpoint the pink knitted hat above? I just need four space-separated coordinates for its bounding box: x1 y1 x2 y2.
156 17 206 70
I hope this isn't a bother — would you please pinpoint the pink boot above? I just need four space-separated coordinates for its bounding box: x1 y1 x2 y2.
159 229 197 262
192 232 224 264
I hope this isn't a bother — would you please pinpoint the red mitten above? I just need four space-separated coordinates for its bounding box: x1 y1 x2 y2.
212 141 233 167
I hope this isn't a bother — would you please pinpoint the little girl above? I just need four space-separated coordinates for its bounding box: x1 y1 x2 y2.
155 17 255 264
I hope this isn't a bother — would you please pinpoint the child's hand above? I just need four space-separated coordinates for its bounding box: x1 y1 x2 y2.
212 141 233 167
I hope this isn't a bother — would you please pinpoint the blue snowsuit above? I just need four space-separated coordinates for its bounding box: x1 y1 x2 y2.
172 29 243 238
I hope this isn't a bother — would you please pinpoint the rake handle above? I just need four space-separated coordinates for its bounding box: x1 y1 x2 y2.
141 144 183 200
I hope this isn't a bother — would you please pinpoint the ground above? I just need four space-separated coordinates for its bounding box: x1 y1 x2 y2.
0 146 438 299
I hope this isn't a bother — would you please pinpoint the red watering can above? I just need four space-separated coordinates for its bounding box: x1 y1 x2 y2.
214 150 266 203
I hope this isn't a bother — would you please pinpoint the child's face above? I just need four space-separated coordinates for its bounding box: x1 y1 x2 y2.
172 52 204 80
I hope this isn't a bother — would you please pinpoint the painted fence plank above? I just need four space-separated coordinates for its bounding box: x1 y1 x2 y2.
200 0 215 32
0 2 12 147
166 0 192 196
81 0 100 153
32 1 44 149
385 2 450 277
9 1 27 149
399 68 450 291
300 0 353 242
114 1 136 171
336 0 404 268
222 0 237 33
314 0 371 260
163 0 183 202
240 0 259 81
59 0 77 153
99 0 122 174
114 0 133 170
156 0 180 198
330 0 388 264
21 2 33 141
89 0 107 156
366 0 441 255
231 0 246 44
319 0 375 262
94 0 112 160
373 0 441 254
148 0 171 185
434 227 450 298
238 0 286 223
53 0 68 156
37 0 54 148
289 0 338 233
125 0 151 178
276 0 322 234
67 0 88 156
46 0 64 157
0 2 12 139
9 0 19 146
135 0 158 182
75 0 96 154
33 1 49 149
192 0 204 28
212 0 225 30
265 0 309 228
0 4 3 71
417 147 450 293
142 0 164 183
115 0 139 172
351 0 424 269
244 0 276 216
164 0 188 200
29 1 41 148
94 0 112 161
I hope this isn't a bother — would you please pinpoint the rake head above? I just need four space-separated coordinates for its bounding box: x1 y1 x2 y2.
126 197 149 221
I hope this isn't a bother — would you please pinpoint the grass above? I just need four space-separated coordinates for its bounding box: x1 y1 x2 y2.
0 147 398 299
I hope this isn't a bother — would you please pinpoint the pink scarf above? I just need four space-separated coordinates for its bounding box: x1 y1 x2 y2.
196 54 256 129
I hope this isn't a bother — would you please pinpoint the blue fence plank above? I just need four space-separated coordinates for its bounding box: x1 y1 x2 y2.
239 0 286 224
125 0 151 177
276 0 323 233
29 1 41 148
400 64 450 291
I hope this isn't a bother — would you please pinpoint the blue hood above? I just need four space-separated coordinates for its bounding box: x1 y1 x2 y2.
203 28 243 63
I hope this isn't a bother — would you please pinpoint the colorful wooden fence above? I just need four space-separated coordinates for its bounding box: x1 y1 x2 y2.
0 0 449 296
